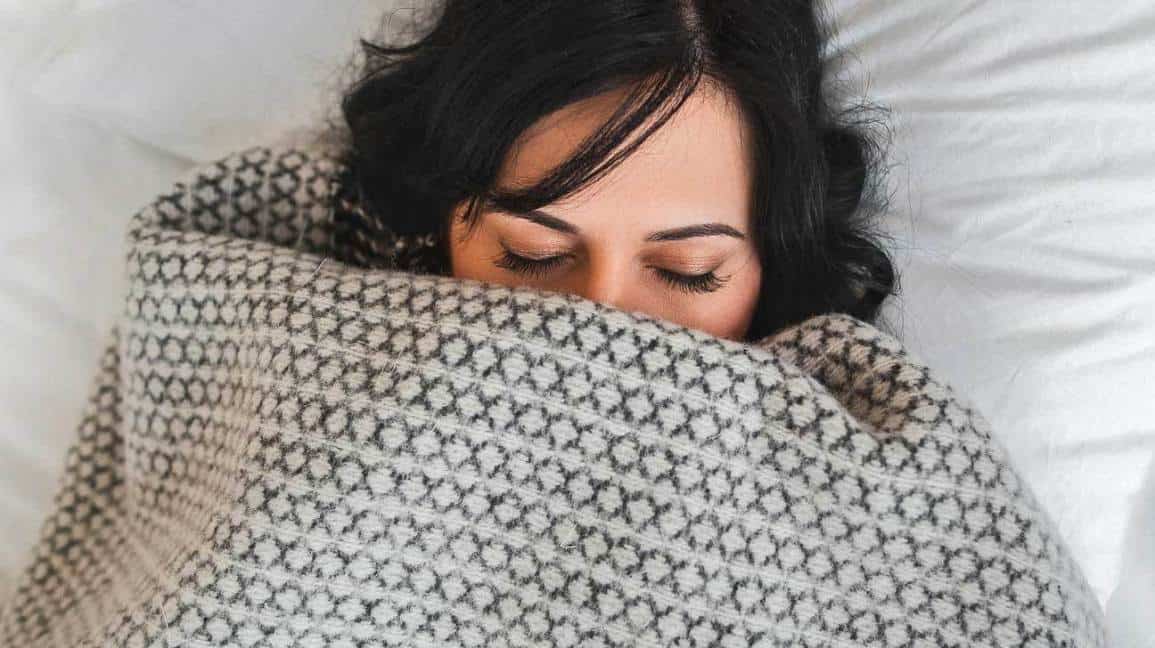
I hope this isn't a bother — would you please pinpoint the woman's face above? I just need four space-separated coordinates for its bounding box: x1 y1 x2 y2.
448 81 762 341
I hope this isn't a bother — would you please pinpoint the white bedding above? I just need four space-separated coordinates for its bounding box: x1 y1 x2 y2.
2 1 1152 644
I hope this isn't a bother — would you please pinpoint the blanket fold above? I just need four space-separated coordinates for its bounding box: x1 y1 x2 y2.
0 146 1106 647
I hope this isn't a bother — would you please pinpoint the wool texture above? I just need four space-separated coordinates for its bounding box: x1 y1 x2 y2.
0 146 1106 647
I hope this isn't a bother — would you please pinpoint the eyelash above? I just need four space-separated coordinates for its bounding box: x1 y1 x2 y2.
493 248 730 294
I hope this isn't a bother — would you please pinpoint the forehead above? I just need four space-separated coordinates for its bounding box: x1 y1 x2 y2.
499 81 754 231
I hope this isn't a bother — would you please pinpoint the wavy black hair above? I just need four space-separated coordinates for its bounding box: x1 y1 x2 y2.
323 0 900 342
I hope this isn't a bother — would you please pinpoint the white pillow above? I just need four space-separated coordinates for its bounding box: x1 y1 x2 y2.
824 0 1155 642
0 0 392 598
24 0 389 162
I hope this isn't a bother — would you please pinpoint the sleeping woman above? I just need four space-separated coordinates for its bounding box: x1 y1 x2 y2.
0 1 1109 645
328 0 899 341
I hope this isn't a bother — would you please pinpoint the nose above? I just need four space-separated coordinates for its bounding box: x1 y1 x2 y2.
576 260 632 312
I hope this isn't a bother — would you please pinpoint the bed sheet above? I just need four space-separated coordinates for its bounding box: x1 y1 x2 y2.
2 1 1152 644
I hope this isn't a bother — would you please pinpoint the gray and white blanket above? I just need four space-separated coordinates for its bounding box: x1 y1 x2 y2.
0 146 1107 647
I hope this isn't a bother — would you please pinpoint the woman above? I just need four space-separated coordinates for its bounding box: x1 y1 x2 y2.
0 5 1110 646
330 0 898 342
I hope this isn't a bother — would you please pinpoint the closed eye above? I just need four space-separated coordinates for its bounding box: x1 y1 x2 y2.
651 267 730 294
492 246 732 294
492 248 570 279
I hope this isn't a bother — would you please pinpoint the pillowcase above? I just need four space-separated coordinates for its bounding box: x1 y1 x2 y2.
824 0 1155 637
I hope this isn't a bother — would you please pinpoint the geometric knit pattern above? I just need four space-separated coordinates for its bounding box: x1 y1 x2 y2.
0 146 1107 647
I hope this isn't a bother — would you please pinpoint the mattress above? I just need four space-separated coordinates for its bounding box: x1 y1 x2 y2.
1 1 1152 644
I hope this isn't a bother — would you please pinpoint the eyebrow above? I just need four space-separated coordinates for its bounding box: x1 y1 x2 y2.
497 209 746 241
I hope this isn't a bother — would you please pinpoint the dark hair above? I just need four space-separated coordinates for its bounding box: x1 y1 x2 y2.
327 0 900 342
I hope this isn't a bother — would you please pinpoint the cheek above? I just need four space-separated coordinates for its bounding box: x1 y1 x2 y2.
448 219 498 282
672 260 762 341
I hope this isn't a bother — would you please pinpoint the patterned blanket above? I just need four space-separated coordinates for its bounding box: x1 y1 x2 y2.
0 146 1107 647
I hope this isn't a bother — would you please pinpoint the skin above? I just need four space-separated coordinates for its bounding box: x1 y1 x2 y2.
448 79 762 341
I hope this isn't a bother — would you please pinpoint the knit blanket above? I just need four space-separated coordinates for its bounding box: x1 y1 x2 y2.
0 146 1106 647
